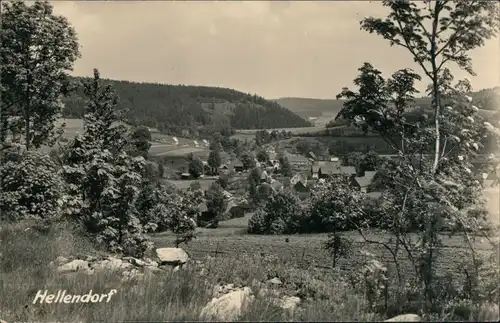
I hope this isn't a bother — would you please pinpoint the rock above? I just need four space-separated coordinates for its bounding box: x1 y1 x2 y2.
57 259 91 274
156 248 189 265
121 269 144 282
55 256 69 264
279 296 301 311
200 287 254 321
384 314 421 322
93 257 132 271
129 257 147 267
213 283 236 298
267 277 282 285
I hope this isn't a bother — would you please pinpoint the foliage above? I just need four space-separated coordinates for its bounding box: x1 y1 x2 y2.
309 177 365 232
256 149 270 163
255 129 292 146
215 174 229 189
188 158 204 178
335 0 500 311
0 0 80 149
129 126 152 159
278 154 293 177
204 183 228 226
0 147 64 221
207 149 222 173
240 151 256 170
247 189 305 234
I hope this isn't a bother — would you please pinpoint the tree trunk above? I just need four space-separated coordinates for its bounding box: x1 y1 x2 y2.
430 1 442 173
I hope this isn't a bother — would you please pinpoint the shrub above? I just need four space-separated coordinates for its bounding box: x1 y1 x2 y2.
0 148 64 221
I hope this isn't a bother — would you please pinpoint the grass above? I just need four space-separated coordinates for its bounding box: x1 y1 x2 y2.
1 218 498 322
165 179 217 190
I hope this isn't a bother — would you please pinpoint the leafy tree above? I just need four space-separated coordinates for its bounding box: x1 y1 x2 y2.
0 148 64 221
130 126 151 159
60 69 151 257
188 157 204 178
0 0 80 149
247 189 304 234
216 174 229 189
359 0 499 173
278 154 293 177
336 0 499 307
205 183 228 227
256 149 270 163
240 151 256 170
207 148 222 173
247 167 262 203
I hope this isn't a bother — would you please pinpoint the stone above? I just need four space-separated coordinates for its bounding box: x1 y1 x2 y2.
267 277 282 285
57 259 91 274
384 314 421 322
200 287 254 321
156 248 189 265
279 296 301 311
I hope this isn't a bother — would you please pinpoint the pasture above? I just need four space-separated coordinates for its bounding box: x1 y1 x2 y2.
165 179 217 190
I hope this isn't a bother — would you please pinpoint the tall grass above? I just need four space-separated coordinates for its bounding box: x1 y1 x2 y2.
0 220 497 322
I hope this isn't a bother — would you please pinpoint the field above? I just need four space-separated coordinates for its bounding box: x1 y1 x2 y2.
165 179 217 190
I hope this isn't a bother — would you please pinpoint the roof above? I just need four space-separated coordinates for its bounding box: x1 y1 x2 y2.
355 171 377 187
287 154 309 163
232 159 244 167
340 166 356 175
181 173 190 176
309 151 317 159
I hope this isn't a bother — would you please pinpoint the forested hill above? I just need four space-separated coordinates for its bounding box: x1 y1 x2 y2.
62 77 312 137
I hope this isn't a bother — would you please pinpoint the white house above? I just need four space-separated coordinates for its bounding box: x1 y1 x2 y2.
173 137 179 145
193 140 199 147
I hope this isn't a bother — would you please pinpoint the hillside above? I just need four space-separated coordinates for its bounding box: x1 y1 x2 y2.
275 87 499 127
62 77 312 138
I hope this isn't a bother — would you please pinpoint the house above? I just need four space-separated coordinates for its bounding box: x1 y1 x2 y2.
180 173 191 180
354 171 377 193
222 190 233 200
225 199 250 219
287 154 310 166
233 159 244 172
312 161 356 179
290 174 307 185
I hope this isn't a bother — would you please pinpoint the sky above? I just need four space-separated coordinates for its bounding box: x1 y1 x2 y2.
52 1 499 100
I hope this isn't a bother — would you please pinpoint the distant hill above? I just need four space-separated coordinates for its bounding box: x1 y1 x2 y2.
275 87 499 126
62 77 312 138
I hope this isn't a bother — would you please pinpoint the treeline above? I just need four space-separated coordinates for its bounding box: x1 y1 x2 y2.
62 78 312 137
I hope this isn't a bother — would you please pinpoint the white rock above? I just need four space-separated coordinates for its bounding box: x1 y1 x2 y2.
267 277 283 285
200 287 254 321
279 296 301 311
156 248 189 265
57 259 90 274
384 314 421 322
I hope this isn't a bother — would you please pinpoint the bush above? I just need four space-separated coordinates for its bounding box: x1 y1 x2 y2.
0 149 64 221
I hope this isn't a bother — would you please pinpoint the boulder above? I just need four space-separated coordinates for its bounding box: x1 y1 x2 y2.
200 287 254 321
384 314 421 322
56 259 91 274
278 296 301 311
156 248 189 265
93 257 133 271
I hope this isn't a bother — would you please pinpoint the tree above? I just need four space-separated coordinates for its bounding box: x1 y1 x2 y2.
216 174 229 189
0 148 64 221
205 182 228 227
60 69 151 257
247 189 304 234
188 158 204 178
0 0 80 150
247 167 262 203
130 126 151 159
240 151 256 170
359 0 499 173
278 154 293 177
207 149 222 174
256 149 270 163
